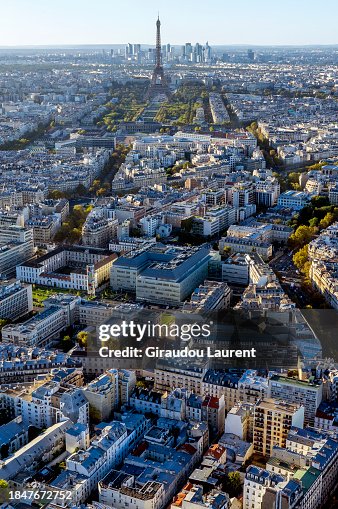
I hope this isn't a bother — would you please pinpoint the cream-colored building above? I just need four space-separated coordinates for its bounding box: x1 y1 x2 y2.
27 215 60 246
253 399 304 457
82 216 118 248
224 402 254 441
83 369 119 421
17 246 117 292
219 236 273 261
154 365 206 394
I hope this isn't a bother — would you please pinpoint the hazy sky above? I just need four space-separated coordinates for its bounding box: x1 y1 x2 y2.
2 0 338 47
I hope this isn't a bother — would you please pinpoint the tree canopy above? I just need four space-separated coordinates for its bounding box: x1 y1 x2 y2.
289 225 316 249
223 471 241 497
293 245 310 277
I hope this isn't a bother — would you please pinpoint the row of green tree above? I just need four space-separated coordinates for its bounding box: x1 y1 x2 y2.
0 122 51 151
99 81 149 130
53 204 93 243
155 82 211 125
290 196 338 280
247 121 283 167
49 144 130 201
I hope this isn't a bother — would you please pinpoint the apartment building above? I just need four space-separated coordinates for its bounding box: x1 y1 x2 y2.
0 416 28 458
243 463 313 509
238 370 269 405
0 420 71 481
202 394 226 436
0 345 79 384
254 179 280 207
268 375 322 426
243 466 285 509
51 415 151 506
182 281 231 312
154 364 206 394
172 484 229 509
99 435 201 509
253 399 304 457
230 182 255 208
192 205 236 237
99 471 165 509
0 370 88 429
224 402 254 441
118 369 136 405
286 427 338 504
82 215 118 248
0 225 35 275
27 215 60 245
1 293 81 347
221 253 251 286
130 388 186 421
83 369 119 421
235 254 295 311
308 224 338 308
202 370 240 411
219 236 273 261
0 279 33 320
186 393 226 437
63 422 130 501
227 222 292 244
65 423 90 454
1 305 71 347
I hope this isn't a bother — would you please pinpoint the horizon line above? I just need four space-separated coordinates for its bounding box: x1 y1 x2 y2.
0 43 338 49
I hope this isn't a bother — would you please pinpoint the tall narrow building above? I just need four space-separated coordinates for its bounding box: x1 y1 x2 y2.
253 398 304 457
147 16 170 100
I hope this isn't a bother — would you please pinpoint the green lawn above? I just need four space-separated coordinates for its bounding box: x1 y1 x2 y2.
32 286 81 307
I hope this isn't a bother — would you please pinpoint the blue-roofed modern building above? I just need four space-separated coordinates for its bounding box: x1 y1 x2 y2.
111 243 211 305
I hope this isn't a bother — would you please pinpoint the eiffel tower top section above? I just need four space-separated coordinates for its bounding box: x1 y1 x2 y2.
155 16 162 68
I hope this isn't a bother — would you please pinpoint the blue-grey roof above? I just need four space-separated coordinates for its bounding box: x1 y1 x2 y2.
0 419 25 446
66 423 87 437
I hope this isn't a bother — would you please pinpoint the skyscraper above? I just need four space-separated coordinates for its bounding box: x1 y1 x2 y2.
248 49 255 61
185 42 193 61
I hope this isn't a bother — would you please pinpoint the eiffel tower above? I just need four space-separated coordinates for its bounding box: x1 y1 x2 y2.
147 16 170 100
